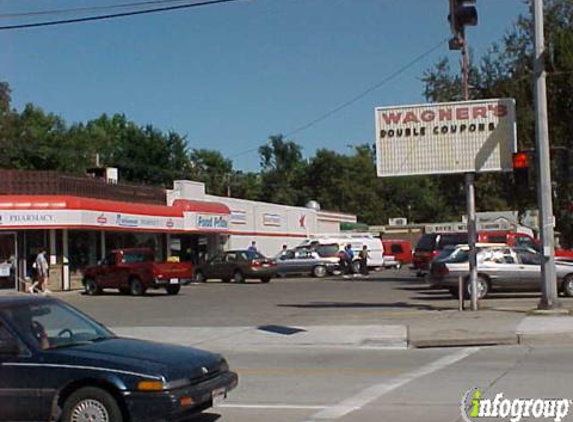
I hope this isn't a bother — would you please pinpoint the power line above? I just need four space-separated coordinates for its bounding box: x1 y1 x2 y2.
0 0 248 31
0 0 194 19
229 37 449 159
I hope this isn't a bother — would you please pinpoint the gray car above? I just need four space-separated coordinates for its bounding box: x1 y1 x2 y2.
276 248 338 278
428 245 573 299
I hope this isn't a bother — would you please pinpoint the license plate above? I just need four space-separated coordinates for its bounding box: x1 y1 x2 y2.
169 278 179 284
211 387 226 406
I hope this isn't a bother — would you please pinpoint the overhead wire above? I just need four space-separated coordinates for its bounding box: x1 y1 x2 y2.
229 37 449 159
0 0 198 19
0 0 248 31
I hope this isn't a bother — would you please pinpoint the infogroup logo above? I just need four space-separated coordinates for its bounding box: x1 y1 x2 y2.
461 388 571 422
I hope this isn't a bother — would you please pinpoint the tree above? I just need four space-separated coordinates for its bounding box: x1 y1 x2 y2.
189 149 234 196
258 135 306 205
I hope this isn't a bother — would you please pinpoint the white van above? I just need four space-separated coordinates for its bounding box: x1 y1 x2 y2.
299 233 384 271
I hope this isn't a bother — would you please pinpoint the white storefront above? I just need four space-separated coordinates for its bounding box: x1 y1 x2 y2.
168 180 357 257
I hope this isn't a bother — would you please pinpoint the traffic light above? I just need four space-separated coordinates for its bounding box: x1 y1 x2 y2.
448 0 478 50
513 151 533 190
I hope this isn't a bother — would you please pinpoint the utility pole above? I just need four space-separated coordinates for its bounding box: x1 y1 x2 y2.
449 0 478 310
533 0 560 309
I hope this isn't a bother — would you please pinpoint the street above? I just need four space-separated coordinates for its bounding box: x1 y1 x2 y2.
59 270 573 422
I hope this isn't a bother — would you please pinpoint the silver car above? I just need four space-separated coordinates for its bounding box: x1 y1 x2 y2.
276 248 338 278
428 245 573 299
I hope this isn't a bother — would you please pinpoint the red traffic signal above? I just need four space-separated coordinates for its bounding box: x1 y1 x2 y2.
512 152 531 169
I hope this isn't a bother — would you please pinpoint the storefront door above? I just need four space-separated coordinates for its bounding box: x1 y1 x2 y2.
0 233 17 290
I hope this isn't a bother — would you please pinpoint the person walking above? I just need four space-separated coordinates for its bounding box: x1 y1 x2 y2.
31 248 51 294
359 245 370 276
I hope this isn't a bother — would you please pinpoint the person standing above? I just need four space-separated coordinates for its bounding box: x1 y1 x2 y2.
247 241 258 259
280 244 288 257
343 244 354 277
359 245 370 276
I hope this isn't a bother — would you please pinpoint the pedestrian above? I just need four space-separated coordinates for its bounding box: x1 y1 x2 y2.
280 244 288 257
359 245 370 276
31 248 51 294
343 244 354 277
247 241 258 259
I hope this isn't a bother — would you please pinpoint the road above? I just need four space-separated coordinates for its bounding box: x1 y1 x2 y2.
60 270 573 422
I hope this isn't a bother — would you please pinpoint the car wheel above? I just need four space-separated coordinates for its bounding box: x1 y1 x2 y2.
233 271 245 283
260 276 271 283
84 279 101 296
562 274 573 297
221 277 231 283
166 285 181 295
194 271 206 283
465 276 489 300
130 278 146 296
448 286 459 298
312 265 327 278
62 387 123 422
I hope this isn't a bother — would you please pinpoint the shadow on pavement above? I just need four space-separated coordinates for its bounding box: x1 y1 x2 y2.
277 301 454 311
187 413 221 422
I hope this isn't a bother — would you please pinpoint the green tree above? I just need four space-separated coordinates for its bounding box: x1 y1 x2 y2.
258 135 306 205
189 149 234 196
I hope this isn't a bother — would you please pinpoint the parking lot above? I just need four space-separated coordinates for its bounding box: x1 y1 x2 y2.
56 269 573 422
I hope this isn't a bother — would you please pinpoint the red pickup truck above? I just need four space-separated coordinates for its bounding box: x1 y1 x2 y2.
83 248 193 296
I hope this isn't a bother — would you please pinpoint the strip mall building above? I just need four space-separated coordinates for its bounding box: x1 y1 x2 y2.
0 171 356 291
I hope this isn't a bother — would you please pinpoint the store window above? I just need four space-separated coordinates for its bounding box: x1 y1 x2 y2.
69 231 98 277
105 232 164 260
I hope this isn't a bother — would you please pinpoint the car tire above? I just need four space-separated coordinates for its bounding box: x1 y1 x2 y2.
465 276 489 300
562 274 573 297
118 287 130 295
166 285 181 295
233 271 245 283
61 387 123 422
260 276 271 283
84 279 101 296
130 278 146 296
221 277 231 283
312 265 327 278
194 271 206 283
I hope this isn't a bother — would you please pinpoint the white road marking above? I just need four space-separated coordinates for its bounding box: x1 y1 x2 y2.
301 347 480 421
218 404 328 410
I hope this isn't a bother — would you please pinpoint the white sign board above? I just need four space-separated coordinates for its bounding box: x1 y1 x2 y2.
375 98 517 177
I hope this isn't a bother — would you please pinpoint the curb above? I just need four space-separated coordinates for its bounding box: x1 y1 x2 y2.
410 335 517 349
517 333 573 346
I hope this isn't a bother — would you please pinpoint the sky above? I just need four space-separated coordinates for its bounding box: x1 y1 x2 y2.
0 0 529 171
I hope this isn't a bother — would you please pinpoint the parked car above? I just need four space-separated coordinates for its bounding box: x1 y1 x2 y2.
411 230 560 275
0 294 238 422
382 239 412 269
299 234 385 272
276 248 338 278
194 250 277 283
428 245 573 299
83 248 193 296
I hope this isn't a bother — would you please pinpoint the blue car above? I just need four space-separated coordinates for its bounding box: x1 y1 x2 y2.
0 294 238 422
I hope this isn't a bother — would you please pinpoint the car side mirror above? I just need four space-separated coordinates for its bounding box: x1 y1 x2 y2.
0 337 20 355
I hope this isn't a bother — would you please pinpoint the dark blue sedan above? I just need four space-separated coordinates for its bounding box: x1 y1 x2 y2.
0 294 238 422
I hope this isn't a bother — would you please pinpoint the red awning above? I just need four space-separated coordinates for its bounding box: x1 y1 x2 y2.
0 195 230 217
172 199 230 215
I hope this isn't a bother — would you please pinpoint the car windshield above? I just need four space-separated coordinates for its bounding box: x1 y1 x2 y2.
2 301 115 351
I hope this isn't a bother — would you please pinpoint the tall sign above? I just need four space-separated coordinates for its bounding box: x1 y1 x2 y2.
375 99 517 177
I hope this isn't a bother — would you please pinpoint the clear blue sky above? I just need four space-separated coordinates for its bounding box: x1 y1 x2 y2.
0 0 528 171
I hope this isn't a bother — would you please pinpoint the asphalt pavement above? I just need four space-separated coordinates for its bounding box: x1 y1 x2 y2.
56 269 573 422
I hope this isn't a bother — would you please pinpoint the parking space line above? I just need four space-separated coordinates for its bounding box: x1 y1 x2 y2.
300 347 480 421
